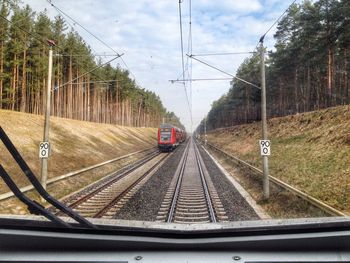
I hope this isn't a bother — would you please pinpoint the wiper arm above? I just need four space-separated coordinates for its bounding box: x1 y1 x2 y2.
0 126 97 229
0 165 72 228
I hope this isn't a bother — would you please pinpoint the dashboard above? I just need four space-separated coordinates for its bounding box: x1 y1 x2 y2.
0 216 349 262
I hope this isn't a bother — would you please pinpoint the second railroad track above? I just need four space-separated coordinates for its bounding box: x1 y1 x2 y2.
57 150 170 219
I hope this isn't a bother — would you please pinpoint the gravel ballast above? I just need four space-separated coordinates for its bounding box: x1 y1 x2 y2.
114 144 186 221
197 143 260 221
115 140 260 222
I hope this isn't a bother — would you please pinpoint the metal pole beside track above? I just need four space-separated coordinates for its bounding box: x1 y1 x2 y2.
260 39 270 200
40 43 54 190
204 116 207 147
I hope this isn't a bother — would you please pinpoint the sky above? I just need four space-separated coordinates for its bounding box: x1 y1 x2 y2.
23 0 296 132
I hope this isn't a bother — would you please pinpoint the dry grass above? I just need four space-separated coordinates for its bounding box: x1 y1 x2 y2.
0 151 148 215
207 105 350 214
208 148 329 219
0 110 157 213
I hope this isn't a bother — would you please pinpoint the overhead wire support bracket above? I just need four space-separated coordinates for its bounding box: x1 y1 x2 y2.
169 78 233 83
191 51 256 57
47 0 140 86
254 0 298 51
52 54 124 91
186 54 261 90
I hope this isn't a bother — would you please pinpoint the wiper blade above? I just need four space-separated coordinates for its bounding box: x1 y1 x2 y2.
0 126 97 229
0 165 72 228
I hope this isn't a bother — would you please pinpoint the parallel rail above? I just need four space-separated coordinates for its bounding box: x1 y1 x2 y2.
204 142 348 217
0 147 157 202
166 141 190 223
58 150 167 218
193 141 217 223
160 139 226 223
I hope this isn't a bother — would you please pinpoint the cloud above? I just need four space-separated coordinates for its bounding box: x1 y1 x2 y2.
23 0 291 131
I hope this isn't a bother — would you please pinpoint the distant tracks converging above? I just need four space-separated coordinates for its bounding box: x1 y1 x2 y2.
57 150 170 219
157 138 228 223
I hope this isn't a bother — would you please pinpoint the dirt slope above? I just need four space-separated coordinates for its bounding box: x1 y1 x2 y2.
0 110 157 194
207 105 350 214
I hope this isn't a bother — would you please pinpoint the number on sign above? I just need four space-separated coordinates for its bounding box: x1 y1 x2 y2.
260 140 270 148
39 142 50 158
259 140 271 156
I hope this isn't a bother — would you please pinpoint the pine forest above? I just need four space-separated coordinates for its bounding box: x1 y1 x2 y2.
198 0 350 132
0 1 184 129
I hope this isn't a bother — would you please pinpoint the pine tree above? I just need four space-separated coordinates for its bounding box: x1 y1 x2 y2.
0 1 9 109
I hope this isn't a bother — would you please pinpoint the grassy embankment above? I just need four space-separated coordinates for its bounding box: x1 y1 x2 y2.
0 110 157 214
207 105 350 215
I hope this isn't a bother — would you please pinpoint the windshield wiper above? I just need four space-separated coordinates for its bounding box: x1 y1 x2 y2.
0 165 72 228
0 126 97 229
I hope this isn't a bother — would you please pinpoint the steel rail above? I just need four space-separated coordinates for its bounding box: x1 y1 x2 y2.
204 142 348 217
94 153 170 218
65 151 161 210
193 141 217 223
167 140 191 223
0 147 157 202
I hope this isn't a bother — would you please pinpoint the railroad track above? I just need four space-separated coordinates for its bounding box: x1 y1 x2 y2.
157 138 228 223
204 141 348 217
56 150 170 219
0 147 158 202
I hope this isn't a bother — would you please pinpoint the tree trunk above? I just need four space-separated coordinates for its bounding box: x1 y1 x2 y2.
20 48 27 112
0 40 3 109
294 69 299 113
327 47 333 106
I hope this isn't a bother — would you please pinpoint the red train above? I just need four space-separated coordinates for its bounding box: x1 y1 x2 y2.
158 124 186 151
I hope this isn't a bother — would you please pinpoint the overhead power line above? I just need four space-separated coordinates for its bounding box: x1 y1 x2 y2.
53 54 123 91
54 54 119 57
170 78 233 83
0 13 47 46
178 0 192 121
256 0 298 49
0 9 118 88
47 0 140 86
186 0 193 131
47 0 121 56
192 52 255 56
187 54 261 90
178 0 186 82
63 79 123 85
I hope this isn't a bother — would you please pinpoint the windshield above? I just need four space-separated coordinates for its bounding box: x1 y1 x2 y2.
0 0 349 231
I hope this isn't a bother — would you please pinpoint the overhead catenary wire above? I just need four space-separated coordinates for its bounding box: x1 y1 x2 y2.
53 54 123 91
0 13 47 46
1 3 35 28
60 79 123 85
187 54 261 90
178 0 186 82
0 10 118 88
178 0 192 122
45 0 105 56
192 52 255 56
255 0 298 50
189 0 300 132
54 54 119 57
186 0 193 131
170 78 233 82
47 0 141 87
47 0 121 57
34 1 134 89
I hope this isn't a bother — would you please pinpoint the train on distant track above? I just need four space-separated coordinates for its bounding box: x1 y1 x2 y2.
157 124 186 151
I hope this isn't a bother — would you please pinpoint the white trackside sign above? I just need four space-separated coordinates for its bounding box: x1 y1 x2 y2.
39 142 50 158
259 140 271 156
